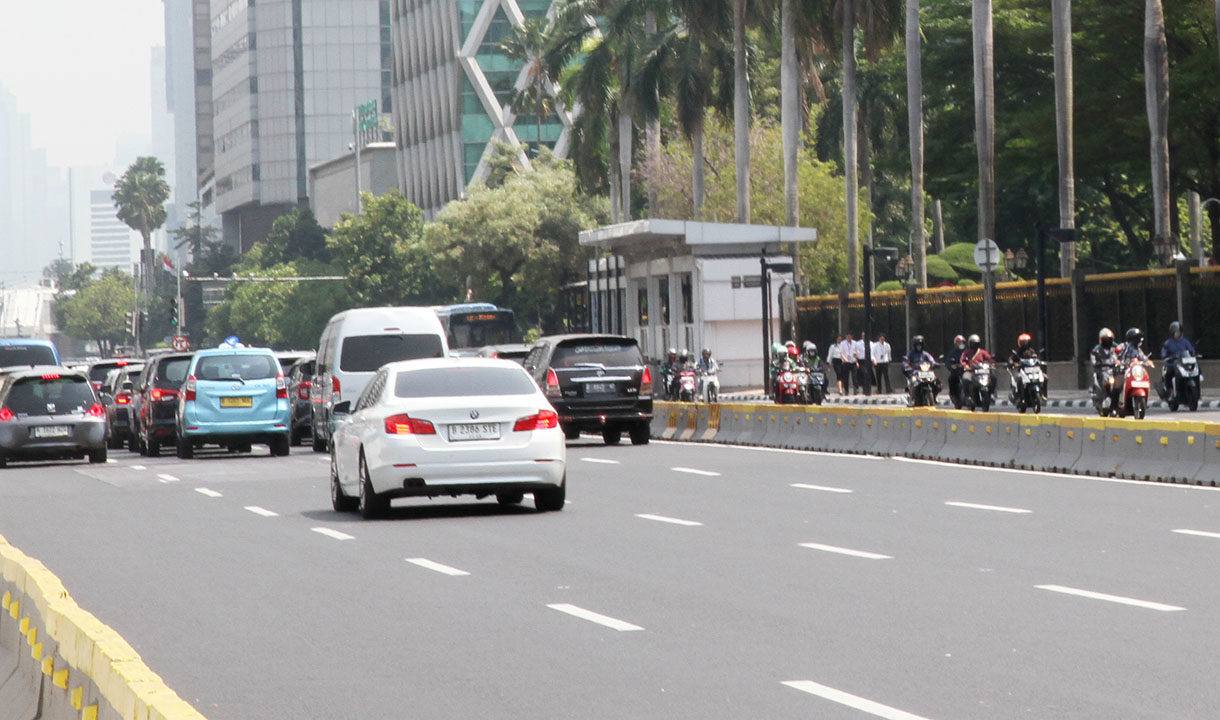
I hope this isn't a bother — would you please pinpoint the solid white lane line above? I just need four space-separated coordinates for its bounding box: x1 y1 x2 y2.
1172 529 1220 540
945 501 1031 514
782 681 933 720
791 483 853 494
635 513 703 527
1035 584 1185 612
547 603 643 632
311 527 355 541
158 473 180 483
671 466 721 477
799 543 892 560
244 506 279 517
653 440 884 460
581 457 621 465
406 558 470 576
130 465 146 470
893 456 1220 491
194 488 222 497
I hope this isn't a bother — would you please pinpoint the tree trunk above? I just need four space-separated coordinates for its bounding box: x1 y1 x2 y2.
933 197 944 252
692 119 706 221
843 0 860 292
618 104 633 221
535 64 543 156
782 0 799 228
1215 0 1220 73
860 107 875 290
646 9 660 217
1145 0 1171 246
610 122 622 223
1053 0 1076 276
733 0 751 223
972 0 995 243
906 0 927 287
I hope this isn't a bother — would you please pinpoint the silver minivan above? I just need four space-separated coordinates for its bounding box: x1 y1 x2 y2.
310 307 449 451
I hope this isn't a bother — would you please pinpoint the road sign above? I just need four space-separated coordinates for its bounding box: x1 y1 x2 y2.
223 335 241 348
974 238 1001 272
172 335 189 352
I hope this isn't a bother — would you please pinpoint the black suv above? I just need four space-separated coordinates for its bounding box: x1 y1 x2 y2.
133 352 194 457
523 334 652 445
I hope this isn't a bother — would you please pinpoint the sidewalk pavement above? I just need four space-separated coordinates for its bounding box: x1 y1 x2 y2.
719 388 1220 411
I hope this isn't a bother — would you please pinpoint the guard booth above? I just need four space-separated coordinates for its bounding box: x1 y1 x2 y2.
579 219 817 390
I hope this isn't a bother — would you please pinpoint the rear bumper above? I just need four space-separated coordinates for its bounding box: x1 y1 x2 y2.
552 401 653 431
0 423 107 457
180 419 289 438
369 458 566 497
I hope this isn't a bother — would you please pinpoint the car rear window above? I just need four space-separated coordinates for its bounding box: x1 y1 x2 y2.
0 345 57 367
123 370 144 385
551 340 643 368
394 367 536 398
88 362 126 383
5 376 94 416
154 358 192 387
340 334 445 373
195 354 279 381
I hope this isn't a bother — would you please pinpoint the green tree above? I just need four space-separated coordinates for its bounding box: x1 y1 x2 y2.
246 207 331 268
170 200 220 260
57 269 136 356
500 17 560 155
329 191 452 307
113 157 170 288
204 261 349 350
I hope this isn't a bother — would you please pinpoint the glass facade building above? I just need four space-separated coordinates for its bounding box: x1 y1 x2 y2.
391 0 571 216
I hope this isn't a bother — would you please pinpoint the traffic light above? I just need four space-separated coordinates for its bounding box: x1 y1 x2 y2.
140 310 150 334
125 311 136 336
169 298 178 326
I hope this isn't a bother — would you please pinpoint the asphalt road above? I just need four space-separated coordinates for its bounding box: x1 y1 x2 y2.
2 440 1220 718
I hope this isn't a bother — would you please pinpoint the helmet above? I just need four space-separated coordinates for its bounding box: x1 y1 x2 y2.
911 335 925 353
967 334 980 351
1099 327 1114 348
667 347 677 358
678 348 690 361
803 341 818 357
1170 321 1182 338
701 347 711 358
788 345 800 358
772 342 786 359
1017 333 1032 351
784 340 797 350
1125 328 1143 348
953 334 965 349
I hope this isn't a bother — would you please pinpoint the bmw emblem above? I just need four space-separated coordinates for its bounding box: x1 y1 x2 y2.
597 369 605 377
470 409 480 419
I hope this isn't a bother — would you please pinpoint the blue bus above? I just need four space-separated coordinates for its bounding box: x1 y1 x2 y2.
433 303 521 353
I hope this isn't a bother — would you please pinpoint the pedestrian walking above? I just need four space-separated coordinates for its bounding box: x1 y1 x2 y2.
827 335 844 394
839 333 859 394
872 333 893 393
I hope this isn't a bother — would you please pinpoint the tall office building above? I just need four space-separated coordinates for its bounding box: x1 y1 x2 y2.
389 0 572 216
87 177 141 272
193 0 215 202
208 0 392 251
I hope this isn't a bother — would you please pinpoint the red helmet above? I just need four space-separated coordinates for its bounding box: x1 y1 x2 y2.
788 345 799 358
1017 333 1032 350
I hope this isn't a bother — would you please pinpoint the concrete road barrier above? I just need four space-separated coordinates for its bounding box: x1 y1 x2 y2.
1193 425 1220 486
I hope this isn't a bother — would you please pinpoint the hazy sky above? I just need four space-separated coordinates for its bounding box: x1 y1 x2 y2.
0 1 166 167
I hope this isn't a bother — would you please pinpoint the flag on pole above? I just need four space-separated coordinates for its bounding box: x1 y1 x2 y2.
162 256 176 274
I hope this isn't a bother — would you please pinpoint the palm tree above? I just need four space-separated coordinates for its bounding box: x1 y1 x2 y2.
782 0 799 229
1052 0 1075 276
113 156 170 290
733 0 751 223
1145 0 1171 249
500 17 558 156
905 0 926 287
972 0 995 244
842 0 860 289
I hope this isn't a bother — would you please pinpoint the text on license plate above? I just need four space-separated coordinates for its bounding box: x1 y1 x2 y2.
31 426 71 439
584 382 616 395
448 423 500 442
221 396 253 408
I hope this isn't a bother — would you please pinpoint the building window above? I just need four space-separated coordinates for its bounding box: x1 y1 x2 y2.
658 276 670 325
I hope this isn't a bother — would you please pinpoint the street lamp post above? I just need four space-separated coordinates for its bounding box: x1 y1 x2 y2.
862 246 898 395
760 253 795 394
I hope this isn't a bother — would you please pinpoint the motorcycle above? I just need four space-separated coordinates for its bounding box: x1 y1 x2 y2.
966 361 995 412
1091 364 1121 417
1164 352 1202 412
1117 357 1153 419
677 369 697 402
795 367 812 405
774 367 800 404
944 359 967 410
1009 357 1046 414
696 366 720 404
907 361 939 407
806 364 828 406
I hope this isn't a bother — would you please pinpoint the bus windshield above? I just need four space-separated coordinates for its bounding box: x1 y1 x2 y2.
437 306 520 350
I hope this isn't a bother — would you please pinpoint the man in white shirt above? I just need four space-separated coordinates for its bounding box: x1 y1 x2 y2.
871 333 893 393
838 333 859 394
852 333 867 393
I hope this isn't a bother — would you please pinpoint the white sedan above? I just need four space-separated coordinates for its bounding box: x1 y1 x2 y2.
330 358 566 518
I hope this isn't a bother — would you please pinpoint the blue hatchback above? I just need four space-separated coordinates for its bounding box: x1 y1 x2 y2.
175 348 291 458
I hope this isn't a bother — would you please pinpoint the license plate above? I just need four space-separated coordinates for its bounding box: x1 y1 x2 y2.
31 426 71 439
221 396 253 408
584 382 616 395
918 371 935 381
448 423 500 442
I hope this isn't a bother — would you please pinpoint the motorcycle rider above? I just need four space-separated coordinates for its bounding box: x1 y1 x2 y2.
696 347 719 376
1159 321 1197 400
802 341 822 371
662 347 680 399
902 335 941 401
963 334 993 368
1117 327 1151 364
945 334 968 404
1007 332 1046 402
1091 328 1118 369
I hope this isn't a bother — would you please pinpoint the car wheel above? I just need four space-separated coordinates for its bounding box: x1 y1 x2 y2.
290 423 302 446
88 447 107 464
358 451 385 519
629 422 650 445
148 438 161 457
330 452 357 513
176 434 193 459
107 432 123 450
497 491 525 506
312 431 327 453
603 428 622 445
535 477 566 512
563 424 581 441
0 453 6 468
128 433 139 453
270 434 291 457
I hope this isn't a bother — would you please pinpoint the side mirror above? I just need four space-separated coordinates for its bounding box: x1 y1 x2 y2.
332 401 351 415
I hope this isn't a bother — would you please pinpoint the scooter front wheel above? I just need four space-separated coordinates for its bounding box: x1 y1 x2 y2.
1133 395 1147 420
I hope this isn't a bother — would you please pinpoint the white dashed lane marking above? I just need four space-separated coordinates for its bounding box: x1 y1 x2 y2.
791 483 852 494
547 603 643 632
671 467 720 477
581 457 620 465
131 465 146 471
406 558 470 576
783 680 933 720
158 473 180 483
1035 584 1185 612
944 501 1031 514
1172 529 1220 540
194 488 222 497
312 527 355 541
799 543 892 560
635 513 703 527
244 506 279 517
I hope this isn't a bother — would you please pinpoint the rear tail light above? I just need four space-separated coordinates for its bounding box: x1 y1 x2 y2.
514 409 559 432
116 393 131 405
87 404 106 418
545 368 560 398
332 376 341 403
298 380 312 401
184 376 197 402
384 413 436 435
276 372 288 399
0 407 12 422
641 366 652 396
151 388 179 402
